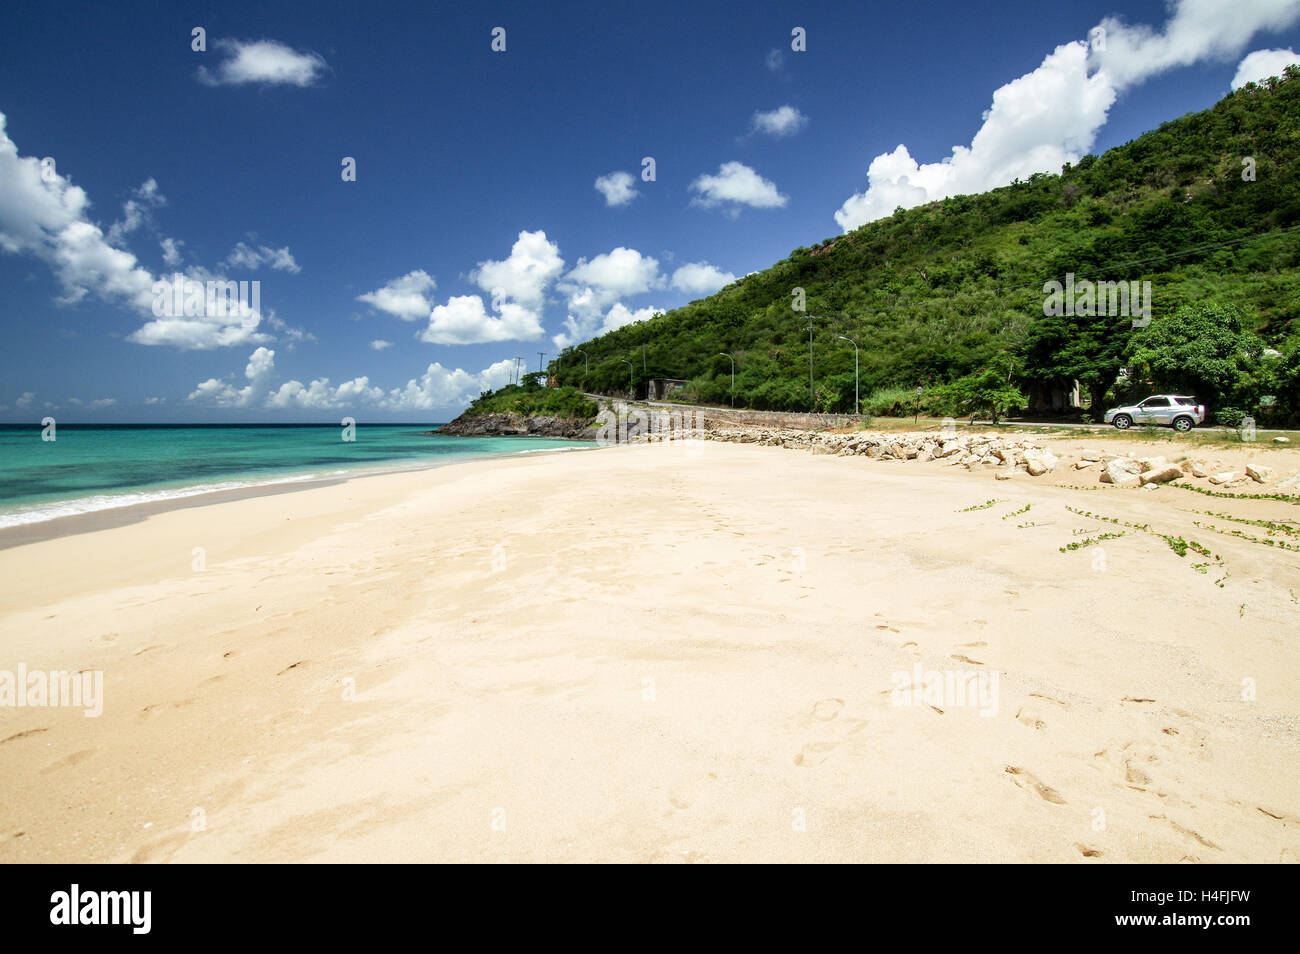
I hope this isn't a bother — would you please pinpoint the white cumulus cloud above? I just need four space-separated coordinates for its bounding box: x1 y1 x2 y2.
226 241 300 273
188 350 515 412
468 229 564 310
1232 47 1298 87
751 105 807 137
597 303 661 336
197 38 328 87
160 237 183 266
834 0 1300 231
187 346 278 407
594 171 638 207
670 261 736 296
552 246 663 349
106 178 165 246
0 112 277 350
690 161 788 213
420 295 544 345
357 270 437 321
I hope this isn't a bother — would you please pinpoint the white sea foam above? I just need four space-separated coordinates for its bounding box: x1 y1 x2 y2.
514 445 593 454
0 472 328 529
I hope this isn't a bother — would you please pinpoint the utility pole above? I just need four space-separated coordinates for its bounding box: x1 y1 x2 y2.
806 314 820 411
513 356 523 386
641 343 647 373
537 352 547 387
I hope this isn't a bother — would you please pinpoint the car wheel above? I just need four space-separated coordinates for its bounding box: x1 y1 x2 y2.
1113 414 1132 430
1172 416 1193 432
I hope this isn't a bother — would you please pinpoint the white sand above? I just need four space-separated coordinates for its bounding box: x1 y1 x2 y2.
1 440 1297 862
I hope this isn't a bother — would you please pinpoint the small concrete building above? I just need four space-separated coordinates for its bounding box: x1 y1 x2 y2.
647 378 689 401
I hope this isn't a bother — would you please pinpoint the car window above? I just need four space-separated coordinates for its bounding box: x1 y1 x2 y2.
1171 396 1193 405
1141 397 1169 407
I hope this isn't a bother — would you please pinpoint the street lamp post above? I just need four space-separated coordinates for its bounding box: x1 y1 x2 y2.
808 315 815 410
575 348 588 376
837 335 859 416
620 359 634 399
718 352 735 408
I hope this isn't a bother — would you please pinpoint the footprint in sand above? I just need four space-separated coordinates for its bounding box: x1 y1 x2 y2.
1152 814 1221 851
794 742 840 767
129 830 192 864
40 749 96 774
138 698 196 722
1125 760 1153 786
133 644 165 656
276 660 307 676
950 654 984 666
1 728 49 745
795 703 868 764
667 771 718 812
1030 692 1069 708
1004 766 1067 804
1257 806 1298 824
1074 843 1104 858
1016 707 1046 730
810 698 844 721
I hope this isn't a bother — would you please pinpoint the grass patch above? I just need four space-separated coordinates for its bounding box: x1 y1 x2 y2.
1171 484 1300 504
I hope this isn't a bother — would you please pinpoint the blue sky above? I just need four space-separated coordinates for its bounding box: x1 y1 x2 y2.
2 0 1298 422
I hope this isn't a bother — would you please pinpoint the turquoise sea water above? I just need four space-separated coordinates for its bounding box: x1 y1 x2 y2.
0 424 592 528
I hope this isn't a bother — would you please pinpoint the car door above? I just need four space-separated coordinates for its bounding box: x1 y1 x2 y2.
1137 396 1169 424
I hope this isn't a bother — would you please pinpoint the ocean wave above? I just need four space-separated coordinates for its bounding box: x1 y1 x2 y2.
513 445 593 454
0 472 326 529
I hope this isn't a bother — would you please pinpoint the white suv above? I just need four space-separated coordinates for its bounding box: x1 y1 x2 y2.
1104 394 1206 431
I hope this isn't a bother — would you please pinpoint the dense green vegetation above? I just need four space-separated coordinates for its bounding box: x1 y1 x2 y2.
544 69 1300 425
464 376 598 420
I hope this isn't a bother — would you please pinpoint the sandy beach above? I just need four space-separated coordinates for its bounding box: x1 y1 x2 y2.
1 438 1298 863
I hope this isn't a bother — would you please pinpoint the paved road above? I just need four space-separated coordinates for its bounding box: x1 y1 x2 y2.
577 392 1299 436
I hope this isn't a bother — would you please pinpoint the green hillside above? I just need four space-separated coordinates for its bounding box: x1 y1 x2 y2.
547 68 1300 425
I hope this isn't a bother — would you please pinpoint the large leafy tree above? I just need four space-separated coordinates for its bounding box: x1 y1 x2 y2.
1125 303 1264 408
1022 309 1132 419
